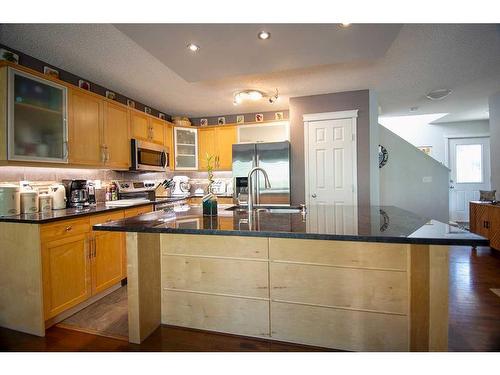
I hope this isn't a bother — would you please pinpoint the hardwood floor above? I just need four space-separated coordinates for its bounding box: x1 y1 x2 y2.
448 246 500 351
1 245 499 352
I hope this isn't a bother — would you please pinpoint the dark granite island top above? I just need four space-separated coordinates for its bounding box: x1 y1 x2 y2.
92 204 488 246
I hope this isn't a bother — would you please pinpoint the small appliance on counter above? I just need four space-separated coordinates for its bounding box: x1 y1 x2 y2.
49 183 66 210
171 176 190 197
62 180 89 208
20 190 39 214
0 183 20 216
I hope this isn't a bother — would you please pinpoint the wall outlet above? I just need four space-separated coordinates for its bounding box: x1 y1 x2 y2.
422 176 433 183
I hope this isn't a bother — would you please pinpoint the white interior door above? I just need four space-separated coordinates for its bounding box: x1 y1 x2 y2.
449 137 491 222
306 118 356 206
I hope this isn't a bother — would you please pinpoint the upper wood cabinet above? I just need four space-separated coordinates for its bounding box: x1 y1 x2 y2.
198 126 237 171
131 111 165 145
164 123 174 170
174 127 198 170
68 89 103 165
103 101 130 169
198 128 216 171
217 126 237 171
130 111 150 140
150 118 165 145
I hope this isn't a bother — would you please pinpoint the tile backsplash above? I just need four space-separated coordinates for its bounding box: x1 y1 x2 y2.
0 166 233 195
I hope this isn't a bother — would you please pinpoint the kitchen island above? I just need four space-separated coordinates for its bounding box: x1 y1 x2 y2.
93 205 488 351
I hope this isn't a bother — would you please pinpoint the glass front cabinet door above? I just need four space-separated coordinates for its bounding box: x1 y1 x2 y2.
8 68 68 162
174 127 198 170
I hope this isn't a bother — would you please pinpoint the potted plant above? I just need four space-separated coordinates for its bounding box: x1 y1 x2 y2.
203 153 220 216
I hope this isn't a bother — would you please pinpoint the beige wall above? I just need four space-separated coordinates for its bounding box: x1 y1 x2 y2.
289 90 377 206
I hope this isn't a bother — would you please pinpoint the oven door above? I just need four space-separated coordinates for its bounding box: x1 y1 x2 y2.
131 139 169 172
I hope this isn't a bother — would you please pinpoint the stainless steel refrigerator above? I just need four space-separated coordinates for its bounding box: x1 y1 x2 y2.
232 141 290 205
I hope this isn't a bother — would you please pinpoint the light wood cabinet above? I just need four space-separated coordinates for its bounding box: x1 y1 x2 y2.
198 128 216 171
103 101 130 169
39 207 149 321
89 211 126 294
470 202 500 250
197 126 236 171
164 124 174 170
216 126 237 170
42 233 91 319
150 118 165 145
131 111 165 145
130 111 150 141
68 89 103 165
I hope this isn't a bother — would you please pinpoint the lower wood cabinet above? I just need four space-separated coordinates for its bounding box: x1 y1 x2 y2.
470 202 500 250
42 233 92 319
40 206 153 320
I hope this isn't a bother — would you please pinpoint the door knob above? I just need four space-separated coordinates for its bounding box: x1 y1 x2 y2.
449 186 455 189
311 193 317 198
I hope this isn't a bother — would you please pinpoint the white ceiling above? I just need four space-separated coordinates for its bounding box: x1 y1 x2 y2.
114 24 402 82
0 23 499 123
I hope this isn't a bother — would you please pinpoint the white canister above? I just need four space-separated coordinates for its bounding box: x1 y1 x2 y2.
20 190 39 214
49 183 66 210
39 193 53 213
0 184 21 216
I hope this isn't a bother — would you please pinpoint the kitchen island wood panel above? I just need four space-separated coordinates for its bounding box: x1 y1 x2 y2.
125 232 450 351
271 301 408 351
162 290 270 339
162 256 269 298
270 262 408 314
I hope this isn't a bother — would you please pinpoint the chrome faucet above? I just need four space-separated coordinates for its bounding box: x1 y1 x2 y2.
247 167 271 212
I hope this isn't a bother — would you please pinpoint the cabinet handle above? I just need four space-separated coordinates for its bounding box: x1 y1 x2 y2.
93 239 97 258
65 225 72 232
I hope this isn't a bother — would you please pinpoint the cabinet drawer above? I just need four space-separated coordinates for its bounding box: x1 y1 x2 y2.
162 255 269 298
270 262 408 314
270 301 408 351
161 234 268 260
162 290 270 338
89 211 124 227
269 238 408 271
40 218 90 242
124 205 153 218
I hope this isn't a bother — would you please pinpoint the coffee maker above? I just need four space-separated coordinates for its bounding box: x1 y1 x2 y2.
62 180 89 208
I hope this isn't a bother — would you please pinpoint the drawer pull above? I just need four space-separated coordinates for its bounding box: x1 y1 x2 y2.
65 226 73 232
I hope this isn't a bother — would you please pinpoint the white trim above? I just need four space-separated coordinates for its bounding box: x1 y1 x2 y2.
304 110 358 214
443 134 490 168
303 110 358 122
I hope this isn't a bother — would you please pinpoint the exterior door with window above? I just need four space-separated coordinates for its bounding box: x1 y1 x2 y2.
449 137 491 222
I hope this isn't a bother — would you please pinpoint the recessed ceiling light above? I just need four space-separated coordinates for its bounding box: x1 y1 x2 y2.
426 88 452 101
257 31 271 40
187 43 200 52
340 23 351 28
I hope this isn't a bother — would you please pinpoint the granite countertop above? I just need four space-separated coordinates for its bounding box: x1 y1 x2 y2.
0 196 188 224
92 205 489 246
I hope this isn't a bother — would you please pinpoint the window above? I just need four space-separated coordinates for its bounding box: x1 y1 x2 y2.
456 144 482 183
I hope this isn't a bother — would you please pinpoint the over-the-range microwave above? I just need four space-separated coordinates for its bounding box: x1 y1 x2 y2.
130 139 169 172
